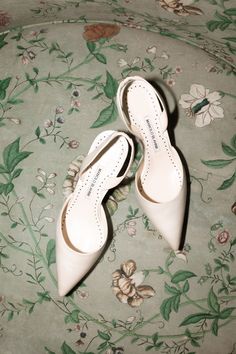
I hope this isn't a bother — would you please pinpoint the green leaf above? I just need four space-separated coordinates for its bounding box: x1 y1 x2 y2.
222 142 236 156
224 8 236 16
31 186 38 194
0 164 7 173
145 345 154 351
211 318 219 336
201 158 235 168
3 137 20 170
180 313 215 326
211 222 223 231
35 126 41 138
97 330 110 341
87 41 96 53
46 239 56 267
4 182 14 196
8 151 32 172
173 294 180 312
0 77 11 91
207 20 220 32
217 172 235 190
165 282 179 295
37 291 51 303
94 53 107 64
219 307 235 319
39 138 46 144
183 280 190 293
207 287 220 313
160 297 172 321
171 270 197 284
0 33 8 49
231 134 236 149
152 332 159 345
7 98 24 105
8 311 14 321
12 168 23 179
0 251 9 258
104 71 118 99
61 342 76 354
65 309 80 323
33 67 39 75
2 138 32 172
91 101 117 128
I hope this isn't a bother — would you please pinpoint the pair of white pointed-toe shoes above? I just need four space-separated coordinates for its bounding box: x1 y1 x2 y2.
56 76 187 296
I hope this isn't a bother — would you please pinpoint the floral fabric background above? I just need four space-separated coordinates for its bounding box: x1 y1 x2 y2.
0 0 236 353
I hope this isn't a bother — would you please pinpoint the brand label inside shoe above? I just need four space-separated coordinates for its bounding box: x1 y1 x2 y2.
145 118 158 150
87 168 102 196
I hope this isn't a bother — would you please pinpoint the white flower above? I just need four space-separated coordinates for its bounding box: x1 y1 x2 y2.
44 119 53 128
36 175 44 183
46 188 55 194
166 78 176 87
179 84 224 127
43 203 53 210
44 217 54 223
146 45 157 54
48 172 57 179
37 168 46 176
117 58 128 67
132 57 140 65
9 118 21 124
55 105 64 114
160 51 169 59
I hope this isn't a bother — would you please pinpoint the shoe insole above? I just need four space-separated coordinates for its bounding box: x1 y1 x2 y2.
126 80 183 203
64 131 129 253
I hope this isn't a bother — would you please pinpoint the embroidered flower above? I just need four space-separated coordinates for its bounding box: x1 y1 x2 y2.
112 260 155 307
55 106 64 114
126 220 136 237
117 58 128 67
231 202 236 215
175 65 183 74
68 140 80 149
146 45 157 54
71 99 81 109
166 78 176 87
44 119 53 128
160 51 169 59
0 10 11 27
179 84 224 127
21 56 30 65
216 230 230 245
157 0 203 16
83 23 120 42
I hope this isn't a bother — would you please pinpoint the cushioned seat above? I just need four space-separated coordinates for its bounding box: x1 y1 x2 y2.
0 1 235 353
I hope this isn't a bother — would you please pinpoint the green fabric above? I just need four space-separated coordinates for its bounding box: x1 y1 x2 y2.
0 1 236 353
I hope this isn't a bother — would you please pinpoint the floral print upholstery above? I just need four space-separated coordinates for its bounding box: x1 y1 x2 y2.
0 1 235 353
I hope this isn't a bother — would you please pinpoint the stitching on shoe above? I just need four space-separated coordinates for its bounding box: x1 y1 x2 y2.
126 83 182 189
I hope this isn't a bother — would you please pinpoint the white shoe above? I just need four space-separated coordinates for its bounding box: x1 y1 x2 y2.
56 130 134 296
117 76 187 251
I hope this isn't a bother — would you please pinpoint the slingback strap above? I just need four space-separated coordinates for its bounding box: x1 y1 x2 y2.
117 76 168 134
79 131 134 187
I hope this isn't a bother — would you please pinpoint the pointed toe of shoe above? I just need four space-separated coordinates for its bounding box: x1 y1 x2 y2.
136 174 187 251
56 207 106 297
